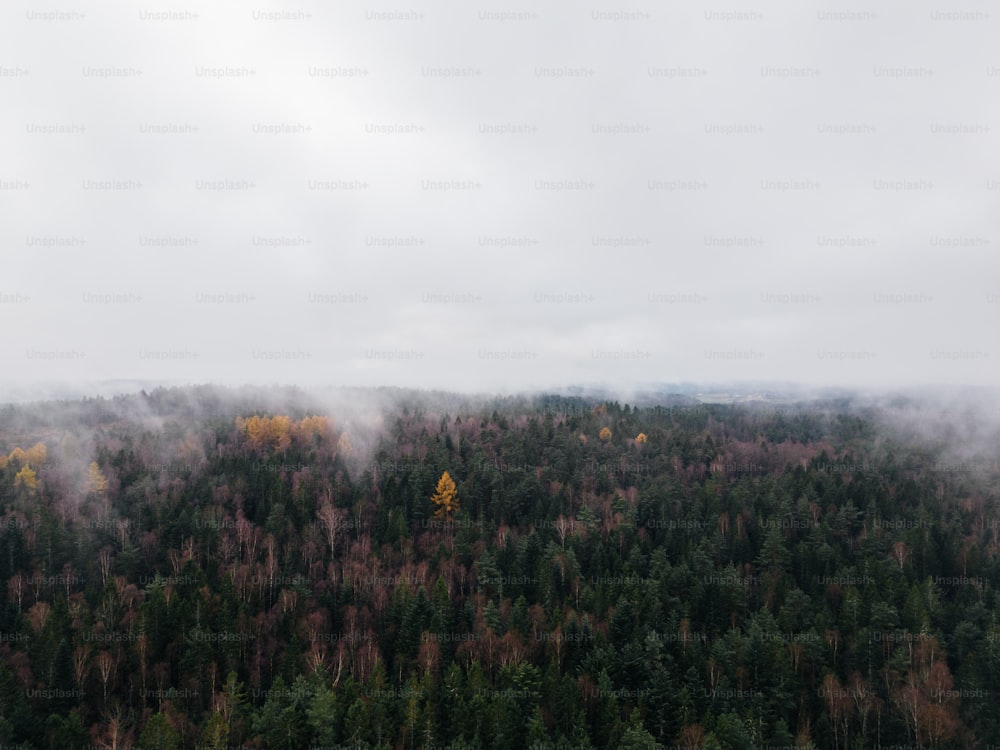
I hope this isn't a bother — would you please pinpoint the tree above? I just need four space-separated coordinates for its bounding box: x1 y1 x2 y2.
252 675 312 749
306 682 343 749
25 442 47 466
677 724 710 750
526 708 549 748
821 672 851 750
45 709 88 749
430 472 460 519
891 540 910 569
237 415 294 455
200 712 229 750
337 433 353 456
599 427 612 441
86 462 108 495
14 466 37 494
316 501 348 560
138 712 181 750
94 651 117 706
49 637 78 715
6 446 27 465
619 708 658 749
93 704 134 750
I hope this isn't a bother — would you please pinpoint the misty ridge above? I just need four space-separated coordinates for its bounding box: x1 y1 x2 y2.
3 380 997 472
1 382 997 534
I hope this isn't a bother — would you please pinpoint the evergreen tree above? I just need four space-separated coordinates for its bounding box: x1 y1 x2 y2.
138 711 181 750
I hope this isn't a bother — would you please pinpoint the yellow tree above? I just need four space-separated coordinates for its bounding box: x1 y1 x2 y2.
599 427 612 441
238 415 296 453
337 433 353 456
635 432 648 444
430 471 460 519
25 442 47 466
14 466 37 494
87 462 108 495
272 415 292 453
297 415 330 440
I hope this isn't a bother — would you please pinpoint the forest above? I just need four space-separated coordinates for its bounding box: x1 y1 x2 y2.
0 384 998 749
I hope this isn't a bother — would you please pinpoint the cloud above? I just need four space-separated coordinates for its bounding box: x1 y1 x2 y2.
1 1 998 394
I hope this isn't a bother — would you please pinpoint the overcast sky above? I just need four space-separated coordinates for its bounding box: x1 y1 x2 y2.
1 0 998 397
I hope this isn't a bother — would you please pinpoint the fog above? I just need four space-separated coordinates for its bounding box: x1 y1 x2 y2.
3 382 998 489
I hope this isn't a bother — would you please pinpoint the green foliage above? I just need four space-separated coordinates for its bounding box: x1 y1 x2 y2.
0 387 994 748
619 708 659 750
45 709 88 749
139 712 181 750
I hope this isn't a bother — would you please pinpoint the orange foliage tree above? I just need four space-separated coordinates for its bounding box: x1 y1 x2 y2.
14 466 38 494
430 472 460 519
87 462 108 495
236 415 335 455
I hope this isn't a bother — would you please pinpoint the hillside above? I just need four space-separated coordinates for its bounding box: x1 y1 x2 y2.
0 386 998 749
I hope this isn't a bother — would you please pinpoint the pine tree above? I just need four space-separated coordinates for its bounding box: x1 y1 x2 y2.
200 712 229 750
48 637 77 716
139 712 181 750
619 708 658 749
44 709 88 750
527 706 549 747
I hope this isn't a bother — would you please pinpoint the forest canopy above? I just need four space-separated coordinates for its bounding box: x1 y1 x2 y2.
0 385 997 749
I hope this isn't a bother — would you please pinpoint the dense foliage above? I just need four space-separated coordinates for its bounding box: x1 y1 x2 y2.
0 386 998 749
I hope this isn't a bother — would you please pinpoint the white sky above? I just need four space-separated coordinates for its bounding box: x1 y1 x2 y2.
1 0 998 396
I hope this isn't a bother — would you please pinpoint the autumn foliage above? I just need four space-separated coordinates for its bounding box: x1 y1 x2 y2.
13 466 37 493
236 415 333 455
5 442 47 468
5 442 47 494
430 471 459 519
86 461 108 495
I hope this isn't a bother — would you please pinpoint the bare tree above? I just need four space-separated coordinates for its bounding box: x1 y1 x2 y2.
8 573 25 611
73 644 92 691
95 650 117 706
317 500 348 561
95 703 133 750
98 547 114 587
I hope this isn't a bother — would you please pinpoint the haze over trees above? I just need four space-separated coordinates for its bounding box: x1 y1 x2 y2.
0 385 997 749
